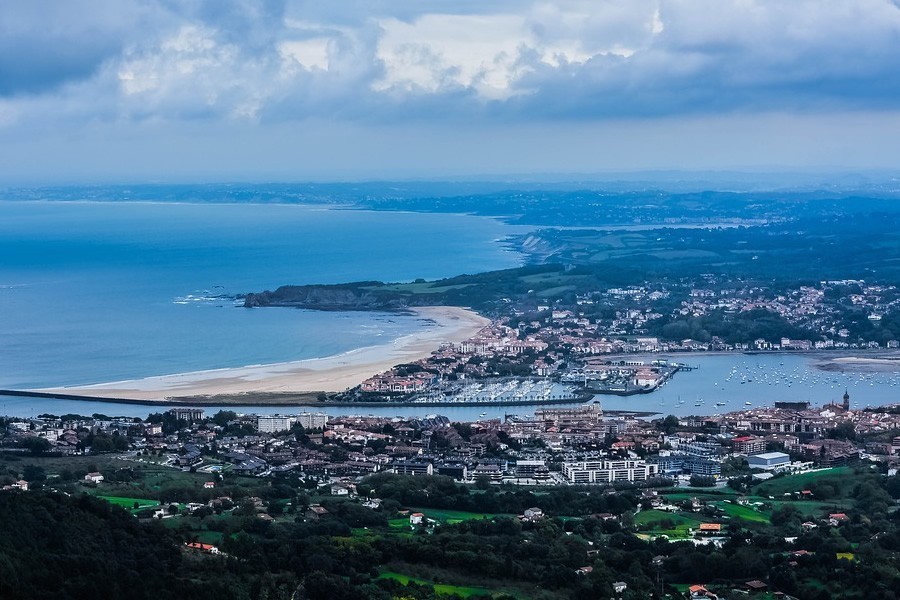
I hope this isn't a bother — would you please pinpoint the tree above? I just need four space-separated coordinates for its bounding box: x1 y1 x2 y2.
475 475 492 490
689 475 716 488
658 415 680 434
827 422 857 441
211 410 237 427
22 465 46 482
21 437 51 456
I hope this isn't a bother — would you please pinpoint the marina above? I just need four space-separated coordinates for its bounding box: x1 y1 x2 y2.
2 351 899 421
412 378 587 405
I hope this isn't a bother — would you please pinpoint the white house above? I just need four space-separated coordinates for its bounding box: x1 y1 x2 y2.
331 483 350 496
84 472 104 483
523 507 544 521
409 512 425 525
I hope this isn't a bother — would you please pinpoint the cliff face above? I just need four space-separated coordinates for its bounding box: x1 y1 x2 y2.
243 284 426 310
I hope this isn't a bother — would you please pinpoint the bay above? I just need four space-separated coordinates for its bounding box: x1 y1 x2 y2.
0 200 521 389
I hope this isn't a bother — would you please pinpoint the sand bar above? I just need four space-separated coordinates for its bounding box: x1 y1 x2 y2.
35 306 489 401
815 355 900 373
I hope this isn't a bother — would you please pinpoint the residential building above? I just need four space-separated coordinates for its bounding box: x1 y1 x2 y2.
257 415 295 434
562 458 658 484
391 460 434 476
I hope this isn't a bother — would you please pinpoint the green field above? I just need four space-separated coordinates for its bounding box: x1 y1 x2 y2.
380 518 415 535
373 282 475 294
378 571 498 598
753 467 852 497
634 510 706 538
768 499 842 517
98 495 160 511
661 490 736 502
715 501 770 523
407 508 511 524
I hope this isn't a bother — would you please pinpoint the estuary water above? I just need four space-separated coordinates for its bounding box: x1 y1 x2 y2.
0 200 521 390
2 352 896 421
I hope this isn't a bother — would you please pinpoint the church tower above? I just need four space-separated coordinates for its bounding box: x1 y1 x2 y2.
842 389 850 411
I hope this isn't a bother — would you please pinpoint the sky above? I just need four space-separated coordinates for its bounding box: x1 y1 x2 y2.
3 0 900 183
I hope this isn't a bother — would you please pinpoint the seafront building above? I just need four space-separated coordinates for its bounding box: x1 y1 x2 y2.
257 413 327 434
534 404 602 426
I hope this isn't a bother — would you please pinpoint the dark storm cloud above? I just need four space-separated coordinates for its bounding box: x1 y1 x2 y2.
0 1 140 96
4 1 900 120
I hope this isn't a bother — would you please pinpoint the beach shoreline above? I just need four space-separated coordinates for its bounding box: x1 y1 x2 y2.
33 306 489 401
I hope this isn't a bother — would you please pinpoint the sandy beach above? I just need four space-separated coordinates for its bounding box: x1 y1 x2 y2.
35 306 489 401
815 354 900 373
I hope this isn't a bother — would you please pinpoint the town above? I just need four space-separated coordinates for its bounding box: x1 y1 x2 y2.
4 390 900 491
344 277 900 404
2 392 900 598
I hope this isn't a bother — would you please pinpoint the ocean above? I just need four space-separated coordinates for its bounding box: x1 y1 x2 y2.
0 200 521 390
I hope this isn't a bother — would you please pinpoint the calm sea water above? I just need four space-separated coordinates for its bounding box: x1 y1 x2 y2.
0 201 521 390
600 353 900 415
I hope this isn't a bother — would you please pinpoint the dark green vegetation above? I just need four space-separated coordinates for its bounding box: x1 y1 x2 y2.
244 204 900 347
633 468 867 543
0 492 184 600
0 453 271 507
3 461 900 600
512 211 900 278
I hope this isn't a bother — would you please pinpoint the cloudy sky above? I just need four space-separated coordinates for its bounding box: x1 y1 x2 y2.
3 0 900 182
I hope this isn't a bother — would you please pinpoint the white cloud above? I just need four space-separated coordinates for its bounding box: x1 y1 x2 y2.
279 39 331 72
3 0 900 129
374 14 529 98
371 3 667 100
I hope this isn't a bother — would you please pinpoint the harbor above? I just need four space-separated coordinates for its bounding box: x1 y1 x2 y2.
2 352 899 421
410 378 589 405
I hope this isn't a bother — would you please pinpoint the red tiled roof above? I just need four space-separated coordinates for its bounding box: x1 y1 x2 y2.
185 542 216 551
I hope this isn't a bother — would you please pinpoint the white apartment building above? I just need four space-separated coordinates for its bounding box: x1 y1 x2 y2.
562 458 658 484
257 415 295 434
256 412 328 433
296 412 327 430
